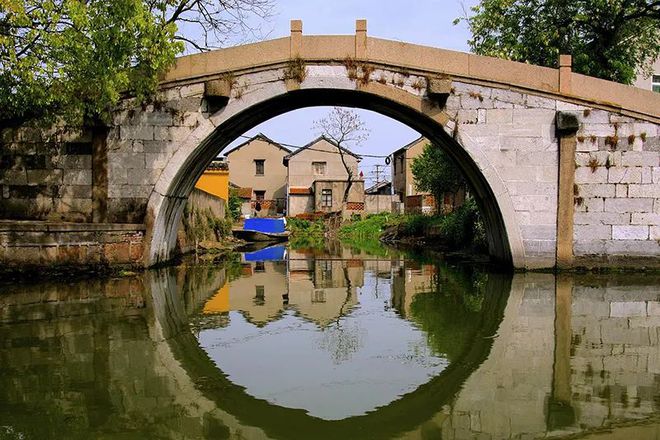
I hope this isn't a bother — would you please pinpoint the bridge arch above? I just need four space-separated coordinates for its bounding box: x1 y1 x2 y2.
145 69 524 268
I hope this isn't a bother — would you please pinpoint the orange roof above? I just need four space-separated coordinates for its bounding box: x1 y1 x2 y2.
289 187 311 195
237 187 252 198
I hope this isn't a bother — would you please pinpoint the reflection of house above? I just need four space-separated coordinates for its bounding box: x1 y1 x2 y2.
284 136 364 217
288 259 363 327
391 136 465 214
391 261 436 318
202 256 365 328
204 261 288 325
224 133 291 216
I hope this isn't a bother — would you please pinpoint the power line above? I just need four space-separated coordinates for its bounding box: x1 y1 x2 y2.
229 134 393 159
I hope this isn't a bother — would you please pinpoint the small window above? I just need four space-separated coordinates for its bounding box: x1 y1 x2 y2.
321 189 332 208
254 285 265 305
653 75 660 93
255 159 265 175
312 161 327 175
255 261 265 272
254 190 265 202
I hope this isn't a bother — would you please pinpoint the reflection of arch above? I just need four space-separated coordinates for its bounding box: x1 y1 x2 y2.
150 268 512 439
146 81 523 268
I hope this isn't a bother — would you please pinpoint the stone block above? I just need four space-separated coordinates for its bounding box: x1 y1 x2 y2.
520 224 556 240
63 169 92 186
110 153 145 169
621 151 658 167
153 127 173 141
612 225 648 240
574 224 611 241
575 167 607 184
604 198 654 213
605 240 660 256
652 167 660 184
486 109 513 124
651 226 660 240
0 169 27 185
615 184 628 198
27 170 62 185
120 125 154 141
629 316 660 328
460 94 494 109
647 302 660 316
628 184 660 198
525 95 556 109
577 184 615 198
60 185 92 199
511 194 555 211
59 154 92 170
576 138 599 152
608 167 642 184
630 213 660 225
140 112 173 126
145 153 170 170
573 240 607 256
642 167 653 183
574 212 630 226
583 197 604 212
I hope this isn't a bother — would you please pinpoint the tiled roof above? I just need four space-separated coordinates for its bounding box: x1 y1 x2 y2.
289 187 312 195
237 187 252 198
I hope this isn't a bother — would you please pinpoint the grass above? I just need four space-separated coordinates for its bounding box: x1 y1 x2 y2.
287 218 326 249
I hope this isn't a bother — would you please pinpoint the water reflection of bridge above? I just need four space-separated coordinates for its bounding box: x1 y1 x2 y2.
0 256 659 439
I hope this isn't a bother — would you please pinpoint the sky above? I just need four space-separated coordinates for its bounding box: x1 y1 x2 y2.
218 0 479 186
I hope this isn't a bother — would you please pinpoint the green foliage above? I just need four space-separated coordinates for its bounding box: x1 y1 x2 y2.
435 198 487 251
408 265 490 360
287 218 326 249
0 0 183 125
410 143 465 203
227 188 242 221
338 213 397 256
457 0 660 84
339 212 393 240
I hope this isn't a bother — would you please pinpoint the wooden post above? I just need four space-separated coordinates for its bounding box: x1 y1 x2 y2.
556 111 579 269
559 54 572 94
290 19 302 57
355 19 367 58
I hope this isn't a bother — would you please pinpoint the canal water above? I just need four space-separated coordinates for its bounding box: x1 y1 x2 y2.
0 242 659 439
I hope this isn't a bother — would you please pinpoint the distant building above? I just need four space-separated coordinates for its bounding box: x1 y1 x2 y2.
365 180 392 195
391 136 464 214
634 58 660 92
194 159 229 201
224 133 291 216
284 136 365 217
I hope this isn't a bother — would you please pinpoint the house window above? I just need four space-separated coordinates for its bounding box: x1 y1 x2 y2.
653 75 660 93
255 159 265 175
255 261 265 272
321 189 332 207
312 161 327 175
254 285 265 305
254 190 265 202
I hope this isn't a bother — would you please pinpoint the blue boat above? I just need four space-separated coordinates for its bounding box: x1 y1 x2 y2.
232 218 289 242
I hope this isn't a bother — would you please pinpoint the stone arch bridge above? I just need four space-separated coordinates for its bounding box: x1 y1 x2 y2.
0 20 658 270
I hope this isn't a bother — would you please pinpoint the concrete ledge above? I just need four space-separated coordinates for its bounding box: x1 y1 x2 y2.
0 220 146 233
0 221 145 269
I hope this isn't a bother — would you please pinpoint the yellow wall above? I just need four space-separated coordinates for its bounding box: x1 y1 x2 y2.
195 170 229 201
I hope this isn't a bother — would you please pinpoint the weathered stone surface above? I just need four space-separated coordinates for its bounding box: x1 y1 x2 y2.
612 225 648 240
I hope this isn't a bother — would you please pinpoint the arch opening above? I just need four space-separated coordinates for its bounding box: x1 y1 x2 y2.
146 86 518 267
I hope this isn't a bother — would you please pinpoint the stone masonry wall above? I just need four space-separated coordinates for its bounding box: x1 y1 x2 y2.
570 278 660 429
0 127 95 222
107 83 212 223
572 110 660 266
445 82 560 268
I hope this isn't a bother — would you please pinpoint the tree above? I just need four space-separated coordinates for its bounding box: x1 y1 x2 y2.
0 0 273 125
456 0 660 84
313 107 370 204
410 143 464 207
